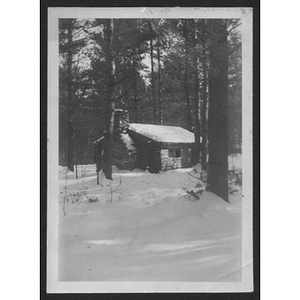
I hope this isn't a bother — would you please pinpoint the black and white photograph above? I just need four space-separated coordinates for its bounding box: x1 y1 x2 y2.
46 6 255 294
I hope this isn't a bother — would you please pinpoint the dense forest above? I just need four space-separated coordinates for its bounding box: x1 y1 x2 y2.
59 18 242 202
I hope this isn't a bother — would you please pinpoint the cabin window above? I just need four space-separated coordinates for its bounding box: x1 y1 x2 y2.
168 148 181 158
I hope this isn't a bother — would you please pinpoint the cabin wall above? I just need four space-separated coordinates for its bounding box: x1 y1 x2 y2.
136 144 148 170
161 147 192 171
149 145 161 173
128 131 161 172
127 130 193 172
161 149 181 171
134 144 161 172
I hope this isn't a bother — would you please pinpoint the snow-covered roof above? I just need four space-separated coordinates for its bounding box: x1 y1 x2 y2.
128 123 194 144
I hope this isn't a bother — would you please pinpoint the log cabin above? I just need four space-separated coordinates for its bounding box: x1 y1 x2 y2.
95 110 195 173
127 123 194 173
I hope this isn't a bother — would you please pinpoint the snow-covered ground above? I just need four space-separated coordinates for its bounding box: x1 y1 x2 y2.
58 165 242 282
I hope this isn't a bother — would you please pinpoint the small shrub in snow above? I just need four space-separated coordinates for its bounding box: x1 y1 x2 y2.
87 196 99 203
188 164 243 196
65 188 88 203
185 188 204 201
184 164 206 200
189 164 207 185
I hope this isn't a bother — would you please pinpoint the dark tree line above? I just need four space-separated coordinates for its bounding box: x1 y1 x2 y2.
59 18 242 202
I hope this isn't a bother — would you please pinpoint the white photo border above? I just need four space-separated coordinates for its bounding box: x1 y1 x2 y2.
47 7 254 294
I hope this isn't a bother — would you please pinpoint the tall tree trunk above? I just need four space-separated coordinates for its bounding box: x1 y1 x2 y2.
132 52 139 122
149 22 156 124
201 61 208 169
184 60 192 131
191 20 201 165
93 96 100 185
103 18 115 180
201 20 208 170
183 20 192 131
157 39 162 125
207 19 229 202
192 63 201 165
67 19 74 172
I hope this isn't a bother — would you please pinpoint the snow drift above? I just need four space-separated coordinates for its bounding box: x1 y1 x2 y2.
58 165 242 282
